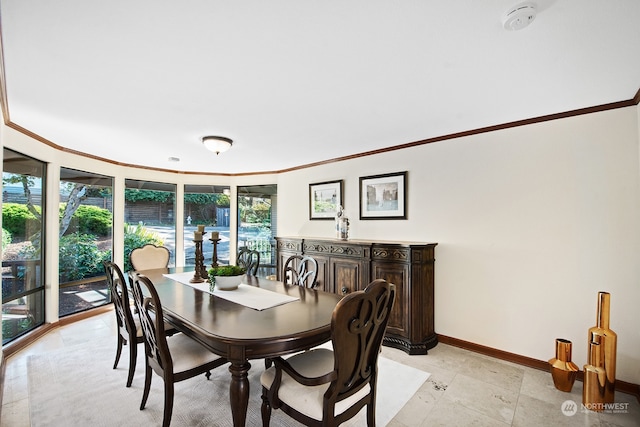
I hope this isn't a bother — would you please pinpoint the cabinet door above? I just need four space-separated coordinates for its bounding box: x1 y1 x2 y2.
302 240 331 291
331 257 367 296
275 238 302 281
276 250 295 281
312 254 330 292
372 261 409 337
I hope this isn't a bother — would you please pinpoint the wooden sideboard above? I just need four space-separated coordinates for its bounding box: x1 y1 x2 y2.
275 237 438 355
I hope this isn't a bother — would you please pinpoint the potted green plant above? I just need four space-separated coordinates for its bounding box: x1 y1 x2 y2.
208 265 247 291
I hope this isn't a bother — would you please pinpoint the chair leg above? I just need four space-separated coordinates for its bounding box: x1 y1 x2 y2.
126 340 137 387
367 402 375 426
140 362 152 410
113 334 124 369
162 380 175 427
260 387 272 427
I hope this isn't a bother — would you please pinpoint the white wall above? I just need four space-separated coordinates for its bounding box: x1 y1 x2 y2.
277 106 640 384
2 105 639 384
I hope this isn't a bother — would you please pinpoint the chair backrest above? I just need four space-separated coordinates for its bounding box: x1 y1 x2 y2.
237 247 260 276
283 255 318 288
129 271 173 376
130 244 170 271
103 261 136 337
329 279 395 405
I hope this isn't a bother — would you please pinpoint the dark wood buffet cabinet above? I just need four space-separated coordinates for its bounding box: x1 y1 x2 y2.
275 237 438 355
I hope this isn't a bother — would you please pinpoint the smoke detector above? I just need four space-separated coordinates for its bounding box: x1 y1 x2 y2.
502 2 537 31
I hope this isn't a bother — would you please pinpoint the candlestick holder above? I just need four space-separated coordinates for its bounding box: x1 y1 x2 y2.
210 237 221 268
190 238 206 283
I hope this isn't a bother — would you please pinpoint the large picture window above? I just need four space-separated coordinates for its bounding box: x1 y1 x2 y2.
58 168 113 317
183 185 230 266
124 179 176 271
2 149 46 343
237 185 277 277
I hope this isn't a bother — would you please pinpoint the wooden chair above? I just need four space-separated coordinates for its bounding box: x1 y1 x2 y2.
283 255 318 288
237 247 260 276
260 279 395 427
129 271 228 427
130 244 170 271
103 261 178 387
103 261 143 387
264 254 319 370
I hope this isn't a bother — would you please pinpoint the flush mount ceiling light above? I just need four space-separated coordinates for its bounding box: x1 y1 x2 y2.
502 2 537 31
202 136 233 155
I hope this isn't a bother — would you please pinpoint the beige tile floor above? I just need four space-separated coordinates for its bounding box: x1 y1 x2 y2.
2 311 639 426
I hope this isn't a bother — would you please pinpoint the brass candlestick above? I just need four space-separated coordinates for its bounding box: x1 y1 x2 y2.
190 238 206 283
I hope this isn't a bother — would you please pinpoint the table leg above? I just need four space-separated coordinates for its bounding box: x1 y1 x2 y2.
229 360 251 427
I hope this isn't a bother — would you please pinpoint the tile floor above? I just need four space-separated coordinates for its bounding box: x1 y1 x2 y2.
2 311 639 426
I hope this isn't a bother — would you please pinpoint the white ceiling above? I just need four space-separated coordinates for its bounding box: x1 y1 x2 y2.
2 0 639 174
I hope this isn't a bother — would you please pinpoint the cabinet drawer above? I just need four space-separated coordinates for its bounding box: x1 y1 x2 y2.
371 247 410 262
304 240 369 259
276 238 302 252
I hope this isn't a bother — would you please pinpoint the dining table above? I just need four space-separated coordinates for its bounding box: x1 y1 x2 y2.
139 267 343 427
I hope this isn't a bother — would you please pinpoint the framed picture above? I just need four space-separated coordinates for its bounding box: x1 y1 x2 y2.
359 171 407 219
309 180 343 220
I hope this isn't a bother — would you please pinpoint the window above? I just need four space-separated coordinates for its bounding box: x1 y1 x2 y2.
58 167 113 317
124 179 176 271
2 149 46 343
183 185 230 266
237 185 277 277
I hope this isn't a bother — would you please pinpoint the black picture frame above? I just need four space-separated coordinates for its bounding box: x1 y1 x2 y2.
359 171 407 219
309 180 343 220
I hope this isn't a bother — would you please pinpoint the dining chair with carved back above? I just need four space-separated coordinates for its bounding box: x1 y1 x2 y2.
282 255 318 289
237 247 260 276
103 261 178 387
264 254 320 370
260 279 396 427
103 260 143 388
128 271 228 427
130 244 171 271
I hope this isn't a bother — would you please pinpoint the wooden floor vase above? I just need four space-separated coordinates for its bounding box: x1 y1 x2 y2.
583 291 617 409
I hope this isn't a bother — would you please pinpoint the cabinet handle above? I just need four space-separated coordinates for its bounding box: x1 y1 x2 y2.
341 286 348 295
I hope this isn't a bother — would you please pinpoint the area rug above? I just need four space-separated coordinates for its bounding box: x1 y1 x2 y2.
28 341 429 426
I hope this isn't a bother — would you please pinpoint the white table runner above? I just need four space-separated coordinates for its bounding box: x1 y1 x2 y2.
163 271 299 311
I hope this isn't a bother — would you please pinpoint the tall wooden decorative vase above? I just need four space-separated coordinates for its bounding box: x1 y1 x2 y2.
548 338 579 392
586 291 617 404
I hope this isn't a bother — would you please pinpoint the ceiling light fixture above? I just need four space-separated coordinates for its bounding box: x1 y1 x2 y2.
502 2 537 31
202 136 233 155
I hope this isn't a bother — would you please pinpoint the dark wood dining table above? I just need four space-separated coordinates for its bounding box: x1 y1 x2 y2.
139 267 343 427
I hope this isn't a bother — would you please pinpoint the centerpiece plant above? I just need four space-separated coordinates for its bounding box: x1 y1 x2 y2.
208 265 247 291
